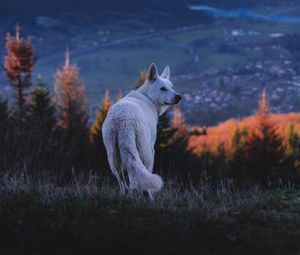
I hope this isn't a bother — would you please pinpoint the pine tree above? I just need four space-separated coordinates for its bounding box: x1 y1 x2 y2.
155 109 198 184
54 48 88 137
0 98 9 126
4 25 35 113
155 112 177 150
89 90 113 172
285 123 300 181
227 126 249 182
89 90 112 143
244 91 285 185
30 77 56 132
54 48 88 168
0 98 10 168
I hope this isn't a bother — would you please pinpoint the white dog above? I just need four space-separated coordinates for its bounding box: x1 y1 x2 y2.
102 63 182 199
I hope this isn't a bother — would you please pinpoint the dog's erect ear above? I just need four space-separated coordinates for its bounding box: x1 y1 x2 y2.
147 63 159 83
161 65 170 80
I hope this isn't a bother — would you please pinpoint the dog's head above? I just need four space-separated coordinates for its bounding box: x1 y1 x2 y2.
145 63 182 106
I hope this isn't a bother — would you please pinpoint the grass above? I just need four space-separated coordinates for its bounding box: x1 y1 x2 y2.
1 172 300 254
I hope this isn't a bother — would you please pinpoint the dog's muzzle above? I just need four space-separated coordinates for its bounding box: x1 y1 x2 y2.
174 94 182 104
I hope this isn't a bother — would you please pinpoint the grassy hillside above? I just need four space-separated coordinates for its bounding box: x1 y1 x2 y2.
33 18 300 106
1 174 300 255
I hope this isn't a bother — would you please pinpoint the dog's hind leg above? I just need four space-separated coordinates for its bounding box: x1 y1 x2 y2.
118 126 163 196
136 128 155 173
108 164 126 195
114 172 126 195
103 129 129 195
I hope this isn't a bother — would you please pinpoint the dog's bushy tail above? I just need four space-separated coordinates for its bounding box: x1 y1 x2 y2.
118 134 163 193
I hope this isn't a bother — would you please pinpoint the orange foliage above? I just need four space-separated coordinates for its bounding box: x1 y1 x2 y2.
189 113 300 155
54 48 87 130
4 25 35 82
4 24 35 110
189 91 300 155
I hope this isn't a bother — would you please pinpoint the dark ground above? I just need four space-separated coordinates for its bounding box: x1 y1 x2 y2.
1 175 300 255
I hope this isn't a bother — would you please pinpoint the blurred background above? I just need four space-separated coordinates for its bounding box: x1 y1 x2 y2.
1 0 300 125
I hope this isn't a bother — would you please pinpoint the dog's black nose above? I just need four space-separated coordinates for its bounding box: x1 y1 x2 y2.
175 94 182 103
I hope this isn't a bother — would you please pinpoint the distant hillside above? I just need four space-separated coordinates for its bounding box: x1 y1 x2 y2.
0 0 207 29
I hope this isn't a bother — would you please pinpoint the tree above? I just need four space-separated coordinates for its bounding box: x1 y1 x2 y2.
89 90 112 173
55 48 88 137
0 98 10 169
0 98 9 127
4 25 35 113
243 91 285 185
154 111 177 174
155 108 200 184
54 48 88 168
89 90 112 143
0 97 9 140
227 126 249 183
285 123 300 182
29 77 56 132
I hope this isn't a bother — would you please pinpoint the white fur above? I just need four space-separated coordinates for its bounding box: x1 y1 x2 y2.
102 63 181 199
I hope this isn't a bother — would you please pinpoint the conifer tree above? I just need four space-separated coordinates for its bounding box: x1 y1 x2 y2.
285 123 300 180
54 49 88 168
227 127 249 182
0 98 9 168
4 25 35 113
244 91 285 185
0 98 9 127
89 90 112 172
89 90 112 143
155 108 198 183
54 48 88 137
30 77 56 132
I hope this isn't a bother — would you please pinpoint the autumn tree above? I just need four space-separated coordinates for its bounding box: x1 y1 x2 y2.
89 90 112 143
4 25 35 113
243 91 285 185
54 49 88 168
55 48 88 137
89 90 113 172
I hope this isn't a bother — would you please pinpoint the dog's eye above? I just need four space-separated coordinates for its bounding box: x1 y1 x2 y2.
160 87 167 91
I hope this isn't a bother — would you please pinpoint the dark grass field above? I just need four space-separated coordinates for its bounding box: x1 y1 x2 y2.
1 173 300 255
